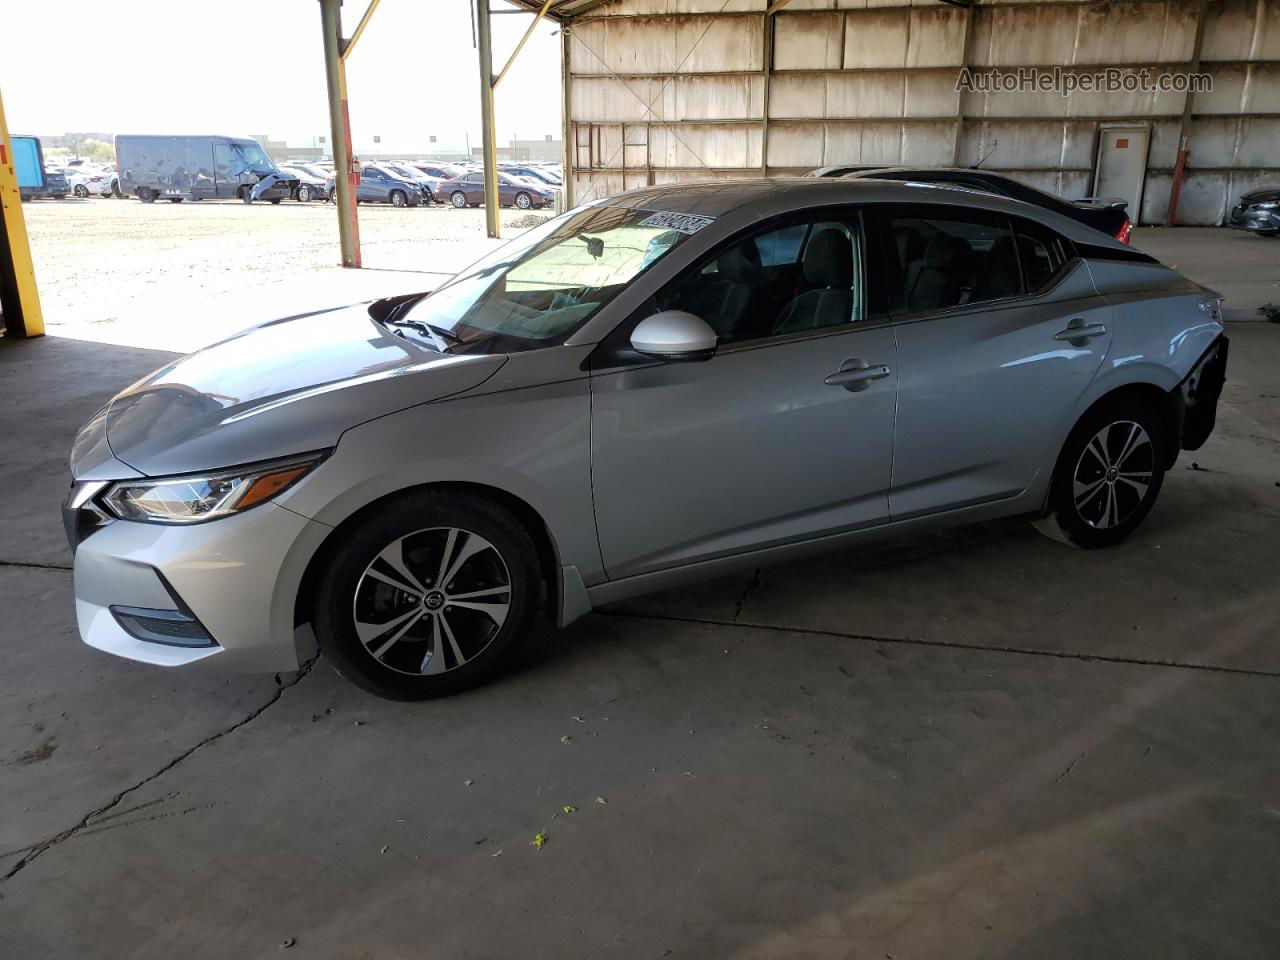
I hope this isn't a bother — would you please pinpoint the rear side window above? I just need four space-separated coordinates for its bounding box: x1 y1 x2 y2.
883 210 1022 314
1011 217 1069 292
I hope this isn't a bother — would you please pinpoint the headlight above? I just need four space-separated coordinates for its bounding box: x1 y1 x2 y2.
1257 201 1279 210
101 454 322 524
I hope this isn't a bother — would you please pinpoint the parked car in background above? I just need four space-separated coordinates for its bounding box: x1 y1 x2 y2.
1227 187 1280 236
66 165 113 197
413 162 465 183
278 163 327 202
324 164 424 206
839 167 1134 243
41 167 70 199
441 170 554 209
501 164 561 187
382 162 444 204
116 135 296 203
64 178 1227 700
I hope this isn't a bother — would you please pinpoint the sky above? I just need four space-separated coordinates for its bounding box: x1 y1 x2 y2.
0 0 563 155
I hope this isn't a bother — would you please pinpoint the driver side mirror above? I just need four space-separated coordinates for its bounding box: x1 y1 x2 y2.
630 311 717 362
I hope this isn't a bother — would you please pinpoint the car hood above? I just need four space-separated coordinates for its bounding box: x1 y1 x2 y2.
1240 187 1280 205
71 303 506 479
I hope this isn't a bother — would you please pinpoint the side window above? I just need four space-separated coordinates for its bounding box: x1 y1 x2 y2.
651 215 864 346
885 211 1022 314
1011 218 1069 292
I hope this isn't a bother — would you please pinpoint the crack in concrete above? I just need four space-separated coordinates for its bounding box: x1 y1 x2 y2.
0 559 73 572
1056 750 1088 783
731 568 762 624
0 656 318 884
601 610 1280 680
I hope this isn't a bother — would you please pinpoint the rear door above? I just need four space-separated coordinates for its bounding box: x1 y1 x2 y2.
877 204 1112 518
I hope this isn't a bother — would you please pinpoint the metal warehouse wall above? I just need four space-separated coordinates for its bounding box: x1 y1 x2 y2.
564 0 1280 224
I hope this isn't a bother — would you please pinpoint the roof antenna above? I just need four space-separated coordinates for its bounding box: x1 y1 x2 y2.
973 138 999 170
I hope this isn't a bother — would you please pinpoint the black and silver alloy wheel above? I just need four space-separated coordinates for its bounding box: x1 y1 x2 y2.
1034 399 1167 549
314 491 540 700
1071 420 1153 529
353 527 511 676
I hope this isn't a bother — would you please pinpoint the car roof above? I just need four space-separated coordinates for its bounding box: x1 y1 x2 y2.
594 177 1130 250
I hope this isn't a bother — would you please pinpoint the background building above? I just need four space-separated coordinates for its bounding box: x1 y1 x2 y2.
562 0 1280 224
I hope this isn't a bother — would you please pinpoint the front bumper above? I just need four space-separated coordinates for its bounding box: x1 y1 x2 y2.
1227 205 1280 233
69 498 330 672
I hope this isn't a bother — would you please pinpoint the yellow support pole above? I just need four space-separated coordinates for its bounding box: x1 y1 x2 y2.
476 0 500 239
320 0 361 268
0 85 44 338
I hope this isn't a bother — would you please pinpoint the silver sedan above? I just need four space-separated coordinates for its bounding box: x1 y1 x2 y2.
65 178 1228 699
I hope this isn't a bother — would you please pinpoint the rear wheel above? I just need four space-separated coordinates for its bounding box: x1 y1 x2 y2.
451 191 467 208
268 198 282 204
138 188 156 203
1033 399 1168 549
73 184 89 198
167 197 184 203
314 492 541 700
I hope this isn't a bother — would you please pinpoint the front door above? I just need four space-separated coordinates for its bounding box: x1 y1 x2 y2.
589 212 899 580
877 206 1112 518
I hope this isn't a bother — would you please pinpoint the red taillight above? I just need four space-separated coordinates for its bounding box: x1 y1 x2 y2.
1116 218 1133 244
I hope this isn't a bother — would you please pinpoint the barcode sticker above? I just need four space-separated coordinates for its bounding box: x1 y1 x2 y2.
639 211 715 235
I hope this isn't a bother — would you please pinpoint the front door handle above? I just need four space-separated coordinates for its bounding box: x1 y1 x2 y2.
825 362 891 391
1054 320 1107 342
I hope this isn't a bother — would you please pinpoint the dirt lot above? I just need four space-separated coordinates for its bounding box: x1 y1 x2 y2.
21 196 545 350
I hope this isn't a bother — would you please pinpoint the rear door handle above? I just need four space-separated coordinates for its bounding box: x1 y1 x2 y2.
1054 320 1107 342
825 363 891 390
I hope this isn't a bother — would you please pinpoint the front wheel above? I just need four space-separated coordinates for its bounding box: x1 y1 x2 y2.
297 184 312 202
450 191 467 209
314 492 541 700
1033 399 1168 549
138 188 156 203
514 191 532 210
390 189 407 208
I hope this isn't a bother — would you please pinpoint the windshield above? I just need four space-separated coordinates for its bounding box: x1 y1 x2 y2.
399 205 697 354
235 142 273 169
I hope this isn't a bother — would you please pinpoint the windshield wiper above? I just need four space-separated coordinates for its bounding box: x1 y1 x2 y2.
384 317 464 351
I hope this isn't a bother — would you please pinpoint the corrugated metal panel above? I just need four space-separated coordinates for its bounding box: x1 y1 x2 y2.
567 0 1280 224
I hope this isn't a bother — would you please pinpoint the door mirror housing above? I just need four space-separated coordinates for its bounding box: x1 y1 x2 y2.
630 311 718 362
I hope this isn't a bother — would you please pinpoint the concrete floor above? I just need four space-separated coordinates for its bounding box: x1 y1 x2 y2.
1 229 1278 959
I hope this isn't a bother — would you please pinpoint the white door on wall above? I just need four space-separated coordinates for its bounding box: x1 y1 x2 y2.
1093 126 1151 225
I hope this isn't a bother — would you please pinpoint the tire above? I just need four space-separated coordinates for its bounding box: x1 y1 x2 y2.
297 184 312 202
73 184 89 198
110 180 121 197
389 189 407 208
138 188 156 203
268 198 282 204
313 491 541 700
1033 398 1168 549
450 191 467 209
168 198 184 203
514 192 532 210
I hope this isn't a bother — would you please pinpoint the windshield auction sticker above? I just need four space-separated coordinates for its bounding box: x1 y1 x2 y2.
639 212 715 235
